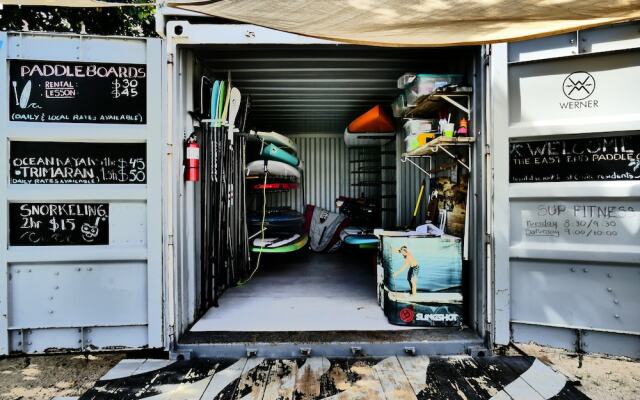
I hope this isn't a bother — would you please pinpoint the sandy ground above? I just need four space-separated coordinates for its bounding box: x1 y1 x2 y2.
0 346 638 399
512 343 640 400
0 353 124 400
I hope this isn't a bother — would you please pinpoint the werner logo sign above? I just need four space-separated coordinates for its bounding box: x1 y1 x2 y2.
560 71 598 110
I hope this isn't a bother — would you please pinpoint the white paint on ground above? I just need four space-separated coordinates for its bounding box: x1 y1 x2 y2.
490 359 568 400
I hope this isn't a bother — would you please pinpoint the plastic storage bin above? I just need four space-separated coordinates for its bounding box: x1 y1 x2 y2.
404 73 464 106
397 73 416 89
391 93 407 117
403 118 435 136
404 133 436 152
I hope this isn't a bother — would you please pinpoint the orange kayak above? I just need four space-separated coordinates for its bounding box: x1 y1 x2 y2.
347 105 395 133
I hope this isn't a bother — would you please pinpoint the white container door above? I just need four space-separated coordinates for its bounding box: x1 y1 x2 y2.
0 33 164 354
490 22 640 357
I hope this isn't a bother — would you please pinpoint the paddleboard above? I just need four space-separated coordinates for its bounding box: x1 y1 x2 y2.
248 209 304 228
344 127 395 147
343 234 379 246
255 131 298 155
246 160 300 180
251 182 299 191
261 143 300 167
252 233 309 253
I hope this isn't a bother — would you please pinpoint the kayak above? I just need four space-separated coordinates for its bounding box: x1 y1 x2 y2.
261 143 300 167
246 160 301 180
252 233 309 253
255 131 298 155
347 105 395 133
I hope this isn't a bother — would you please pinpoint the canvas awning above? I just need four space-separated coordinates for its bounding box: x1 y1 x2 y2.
3 0 640 46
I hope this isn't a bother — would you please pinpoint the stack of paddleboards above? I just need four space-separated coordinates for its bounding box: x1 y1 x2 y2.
246 131 308 253
344 104 396 147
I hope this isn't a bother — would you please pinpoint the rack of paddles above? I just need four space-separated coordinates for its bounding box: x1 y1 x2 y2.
198 79 252 306
376 232 464 327
246 131 308 253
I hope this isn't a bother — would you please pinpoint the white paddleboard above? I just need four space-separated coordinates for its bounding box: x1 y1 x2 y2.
256 131 298 155
343 128 395 147
246 160 301 179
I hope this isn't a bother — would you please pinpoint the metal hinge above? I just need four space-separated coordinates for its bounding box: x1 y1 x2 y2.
167 53 174 65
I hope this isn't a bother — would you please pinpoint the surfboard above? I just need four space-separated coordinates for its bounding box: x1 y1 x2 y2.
246 160 300 180
255 131 298 155
261 143 300 167
251 233 309 253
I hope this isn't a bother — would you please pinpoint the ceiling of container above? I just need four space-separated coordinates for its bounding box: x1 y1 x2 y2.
193 45 473 134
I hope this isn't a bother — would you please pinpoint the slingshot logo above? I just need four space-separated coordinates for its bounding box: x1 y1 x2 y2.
562 71 595 100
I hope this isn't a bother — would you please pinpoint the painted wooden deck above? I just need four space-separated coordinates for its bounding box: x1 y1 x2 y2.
78 355 589 400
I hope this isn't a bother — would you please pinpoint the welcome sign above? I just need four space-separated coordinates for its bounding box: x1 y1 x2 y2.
510 134 640 182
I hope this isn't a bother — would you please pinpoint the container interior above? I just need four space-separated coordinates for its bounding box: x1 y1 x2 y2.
175 43 486 340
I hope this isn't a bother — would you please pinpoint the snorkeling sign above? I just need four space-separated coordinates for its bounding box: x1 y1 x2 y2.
9 60 147 124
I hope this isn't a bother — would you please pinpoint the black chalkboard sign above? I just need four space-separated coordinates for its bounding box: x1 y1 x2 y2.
510 134 640 183
9 60 146 124
10 141 146 184
10 203 109 246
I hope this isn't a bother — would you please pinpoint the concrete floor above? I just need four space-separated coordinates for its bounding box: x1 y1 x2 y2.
191 249 416 332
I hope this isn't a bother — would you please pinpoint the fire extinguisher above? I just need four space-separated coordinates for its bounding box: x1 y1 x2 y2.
185 135 200 182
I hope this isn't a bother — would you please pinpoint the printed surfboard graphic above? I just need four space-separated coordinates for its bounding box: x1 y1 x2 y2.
19 80 32 109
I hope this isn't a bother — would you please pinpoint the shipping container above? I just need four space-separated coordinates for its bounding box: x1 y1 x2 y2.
0 14 638 359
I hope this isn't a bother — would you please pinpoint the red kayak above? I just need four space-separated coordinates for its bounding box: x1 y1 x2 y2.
347 105 395 133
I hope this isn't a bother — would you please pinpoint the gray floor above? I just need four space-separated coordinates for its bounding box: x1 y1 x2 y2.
191 249 416 331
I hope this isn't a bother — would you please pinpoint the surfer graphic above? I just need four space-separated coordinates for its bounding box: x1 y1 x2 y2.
392 245 419 296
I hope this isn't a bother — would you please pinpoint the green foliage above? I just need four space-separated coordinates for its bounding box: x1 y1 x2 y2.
0 3 156 37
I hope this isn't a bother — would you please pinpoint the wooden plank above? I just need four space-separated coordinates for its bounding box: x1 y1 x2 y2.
199 358 247 400
262 359 298 400
372 356 417 400
234 357 273 400
419 356 505 400
323 359 386 400
397 356 430 394
293 357 330 400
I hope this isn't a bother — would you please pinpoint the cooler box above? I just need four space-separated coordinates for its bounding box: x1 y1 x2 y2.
378 234 463 327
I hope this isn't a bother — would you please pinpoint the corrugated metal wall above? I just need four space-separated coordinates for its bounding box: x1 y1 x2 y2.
267 134 353 212
396 139 430 227
265 133 432 229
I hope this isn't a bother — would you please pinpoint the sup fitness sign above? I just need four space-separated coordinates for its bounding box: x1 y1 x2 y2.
9 60 147 124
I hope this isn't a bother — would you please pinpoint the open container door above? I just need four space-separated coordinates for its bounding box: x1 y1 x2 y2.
0 32 164 355
490 22 640 358
165 20 490 358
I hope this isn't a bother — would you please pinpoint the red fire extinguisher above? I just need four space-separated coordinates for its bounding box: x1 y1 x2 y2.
185 136 200 182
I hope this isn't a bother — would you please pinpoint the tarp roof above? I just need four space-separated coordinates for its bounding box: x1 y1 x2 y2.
171 0 640 47
2 1 640 46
